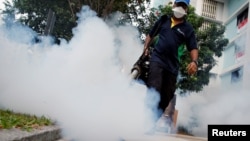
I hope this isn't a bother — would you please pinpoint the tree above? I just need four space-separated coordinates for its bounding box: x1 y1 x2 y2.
1 0 151 42
2 0 78 42
147 5 229 94
1 0 16 26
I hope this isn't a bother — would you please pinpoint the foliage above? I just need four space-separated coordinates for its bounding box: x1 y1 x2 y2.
1 0 78 42
148 5 229 93
0 109 53 131
1 0 150 42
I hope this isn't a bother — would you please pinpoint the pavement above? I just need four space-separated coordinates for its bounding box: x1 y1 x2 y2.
0 125 207 141
0 125 63 141
126 133 208 141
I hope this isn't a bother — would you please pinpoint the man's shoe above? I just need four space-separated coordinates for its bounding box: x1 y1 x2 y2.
155 115 172 133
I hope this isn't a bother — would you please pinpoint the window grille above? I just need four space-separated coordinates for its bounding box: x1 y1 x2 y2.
200 21 212 31
200 0 220 31
202 0 217 19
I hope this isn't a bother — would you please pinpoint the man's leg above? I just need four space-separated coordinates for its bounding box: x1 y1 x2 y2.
156 71 177 132
164 94 176 122
146 62 165 120
145 62 165 134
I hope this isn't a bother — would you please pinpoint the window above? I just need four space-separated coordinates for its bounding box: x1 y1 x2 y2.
202 0 218 19
200 21 211 30
200 0 224 31
231 67 243 83
237 8 248 29
234 32 246 61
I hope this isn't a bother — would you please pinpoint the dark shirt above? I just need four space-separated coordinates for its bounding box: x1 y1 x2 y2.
149 15 197 75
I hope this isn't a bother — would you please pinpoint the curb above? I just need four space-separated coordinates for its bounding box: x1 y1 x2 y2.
0 125 207 141
0 125 62 141
168 134 207 141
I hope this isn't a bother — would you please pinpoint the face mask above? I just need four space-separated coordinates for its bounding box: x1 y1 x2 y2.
172 6 187 18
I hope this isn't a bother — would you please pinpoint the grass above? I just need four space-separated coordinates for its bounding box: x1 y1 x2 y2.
0 109 192 135
0 109 54 131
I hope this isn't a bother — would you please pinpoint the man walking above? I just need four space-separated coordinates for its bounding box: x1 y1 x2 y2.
144 0 198 132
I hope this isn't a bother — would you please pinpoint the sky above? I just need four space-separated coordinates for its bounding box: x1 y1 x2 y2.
0 0 6 20
151 0 171 8
0 0 5 9
0 0 3 6
0 1 250 141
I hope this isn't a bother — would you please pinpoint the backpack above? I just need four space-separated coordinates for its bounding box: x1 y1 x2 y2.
131 15 167 84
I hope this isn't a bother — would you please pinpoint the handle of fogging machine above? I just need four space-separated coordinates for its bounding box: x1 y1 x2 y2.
131 65 141 79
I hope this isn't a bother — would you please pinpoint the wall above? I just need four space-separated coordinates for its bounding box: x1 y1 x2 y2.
219 0 249 89
227 0 248 16
242 1 250 89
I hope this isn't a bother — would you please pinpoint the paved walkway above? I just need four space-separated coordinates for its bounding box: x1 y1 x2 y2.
0 125 207 141
126 133 207 141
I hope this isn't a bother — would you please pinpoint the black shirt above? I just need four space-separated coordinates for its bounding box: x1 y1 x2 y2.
149 15 197 75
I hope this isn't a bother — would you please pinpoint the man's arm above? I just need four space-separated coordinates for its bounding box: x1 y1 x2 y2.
187 49 198 75
143 35 152 56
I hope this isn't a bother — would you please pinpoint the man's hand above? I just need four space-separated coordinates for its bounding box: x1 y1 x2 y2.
188 49 198 75
187 61 197 75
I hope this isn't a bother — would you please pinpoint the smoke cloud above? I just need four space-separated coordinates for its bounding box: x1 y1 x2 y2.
1 4 250 141
176 81 250 137
0 6 158 140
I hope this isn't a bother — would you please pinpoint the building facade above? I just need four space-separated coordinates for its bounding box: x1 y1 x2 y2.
221 0 249 91
194 0 250 91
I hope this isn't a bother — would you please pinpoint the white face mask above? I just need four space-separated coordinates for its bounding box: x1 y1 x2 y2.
172 6 187 18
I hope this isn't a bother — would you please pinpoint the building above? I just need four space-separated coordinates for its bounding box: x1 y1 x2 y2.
191 0 249 91
220 0 249 91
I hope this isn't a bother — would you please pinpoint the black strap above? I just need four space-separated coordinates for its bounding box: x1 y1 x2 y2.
147 15 168 48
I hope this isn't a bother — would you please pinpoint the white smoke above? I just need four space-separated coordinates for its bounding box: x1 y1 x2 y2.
176 81 250 137
1 4 249 141
0 6 160 141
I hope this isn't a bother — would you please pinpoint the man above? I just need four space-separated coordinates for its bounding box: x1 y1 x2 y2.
144 0 198 131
